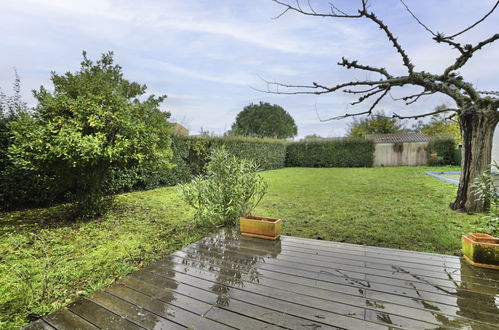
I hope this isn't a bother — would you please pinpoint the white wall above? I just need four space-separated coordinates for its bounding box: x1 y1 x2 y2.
493 126 499 166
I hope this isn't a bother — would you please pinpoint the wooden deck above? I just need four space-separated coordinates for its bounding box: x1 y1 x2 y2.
25 229 499 329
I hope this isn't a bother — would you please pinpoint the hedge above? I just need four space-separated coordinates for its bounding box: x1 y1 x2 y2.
285 139 375 167
176 135 286 172
129 135 288 189
428 137 455 165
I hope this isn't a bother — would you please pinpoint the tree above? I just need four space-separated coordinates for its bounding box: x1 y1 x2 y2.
8 52 173 218
231 102 297 138
347 111 405 138
0 70 28 171
266 0 499 212
412 105 461 144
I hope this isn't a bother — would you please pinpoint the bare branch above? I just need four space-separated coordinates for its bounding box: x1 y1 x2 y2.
433 33 465 53
339 57 393 78
443 33 499 77
271 0 364 18
399 0 436 37
350 87 385 105
325 88 390 121
447 1 499 39
343 86 379 94
392 108 458 120
361 10 414 73
389 89 435 105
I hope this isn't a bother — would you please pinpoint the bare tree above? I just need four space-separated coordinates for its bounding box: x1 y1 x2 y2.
266 0 499 212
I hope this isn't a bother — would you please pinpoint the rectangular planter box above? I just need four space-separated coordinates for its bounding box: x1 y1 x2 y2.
461 233 499 270
240 216 281 240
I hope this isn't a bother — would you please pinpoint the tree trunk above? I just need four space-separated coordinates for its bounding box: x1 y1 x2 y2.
451 106 498 213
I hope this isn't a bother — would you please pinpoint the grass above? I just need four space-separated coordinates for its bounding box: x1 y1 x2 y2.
0 187 208 329
254 166 489 255
0 166 491 328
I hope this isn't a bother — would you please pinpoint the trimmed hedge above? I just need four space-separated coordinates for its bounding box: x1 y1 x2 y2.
428 138 455 165
178 135 287 172
285 139 375 167
132 135 288 189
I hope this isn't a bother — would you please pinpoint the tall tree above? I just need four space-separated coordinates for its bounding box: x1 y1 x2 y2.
265 0 499 212
231 102 297 138
347 111 405 138
8 52 173 217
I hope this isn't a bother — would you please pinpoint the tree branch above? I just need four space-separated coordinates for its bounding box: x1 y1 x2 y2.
399 0 436 37
361 10 414 74
339 57 393 78
271 0 364 19
447 1 499 39
392 108 459 120
324 88 390 121
389 89 435 105
443 34 499 77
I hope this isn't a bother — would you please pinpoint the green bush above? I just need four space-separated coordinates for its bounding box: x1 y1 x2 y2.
428 156 445 166
285 139 375 167
179 148 267 226
428 137 455 165
6 52 173 218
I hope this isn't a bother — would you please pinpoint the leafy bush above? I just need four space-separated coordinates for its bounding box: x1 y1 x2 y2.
428 137 455 165
6 52 173 218
179 148 267 226
428 156 445 166
285 139 375 167
474 162 499 235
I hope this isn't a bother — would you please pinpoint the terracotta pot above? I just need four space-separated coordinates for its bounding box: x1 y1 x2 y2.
461 233 499 270
240 216 281 240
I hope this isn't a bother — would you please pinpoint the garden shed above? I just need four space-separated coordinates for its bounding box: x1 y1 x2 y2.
366 132 430 167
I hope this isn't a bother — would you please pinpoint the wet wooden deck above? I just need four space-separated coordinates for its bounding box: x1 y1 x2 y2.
25 229 499 329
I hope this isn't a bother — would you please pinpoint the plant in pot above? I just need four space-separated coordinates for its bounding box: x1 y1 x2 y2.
462 162 499 270
180 148 276 238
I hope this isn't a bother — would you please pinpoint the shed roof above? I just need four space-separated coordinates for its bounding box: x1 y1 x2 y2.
366 132 430 143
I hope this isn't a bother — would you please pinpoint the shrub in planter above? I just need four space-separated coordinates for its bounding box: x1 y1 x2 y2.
179 148 267 227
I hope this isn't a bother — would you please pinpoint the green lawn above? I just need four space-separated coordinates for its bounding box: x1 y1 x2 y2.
255 166 488 254
0 166 490 328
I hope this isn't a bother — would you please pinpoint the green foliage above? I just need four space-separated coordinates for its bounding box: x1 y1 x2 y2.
286 139 375 167
165 135 287 183
231 102 297 139
427 156 445 166
6 52 173 217
473 162 499 235
179 148 267 226
346 111 405 138
0 72 41 210
428 137 455 165
412 105 461 144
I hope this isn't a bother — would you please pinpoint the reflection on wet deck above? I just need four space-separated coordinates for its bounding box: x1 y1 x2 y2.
25 229 499 329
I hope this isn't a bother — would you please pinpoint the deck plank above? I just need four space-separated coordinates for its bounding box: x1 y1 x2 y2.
23 229 499 330
174 247 499 324
170 250 499 328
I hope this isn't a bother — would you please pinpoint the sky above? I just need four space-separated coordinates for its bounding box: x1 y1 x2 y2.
0 0 498 138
